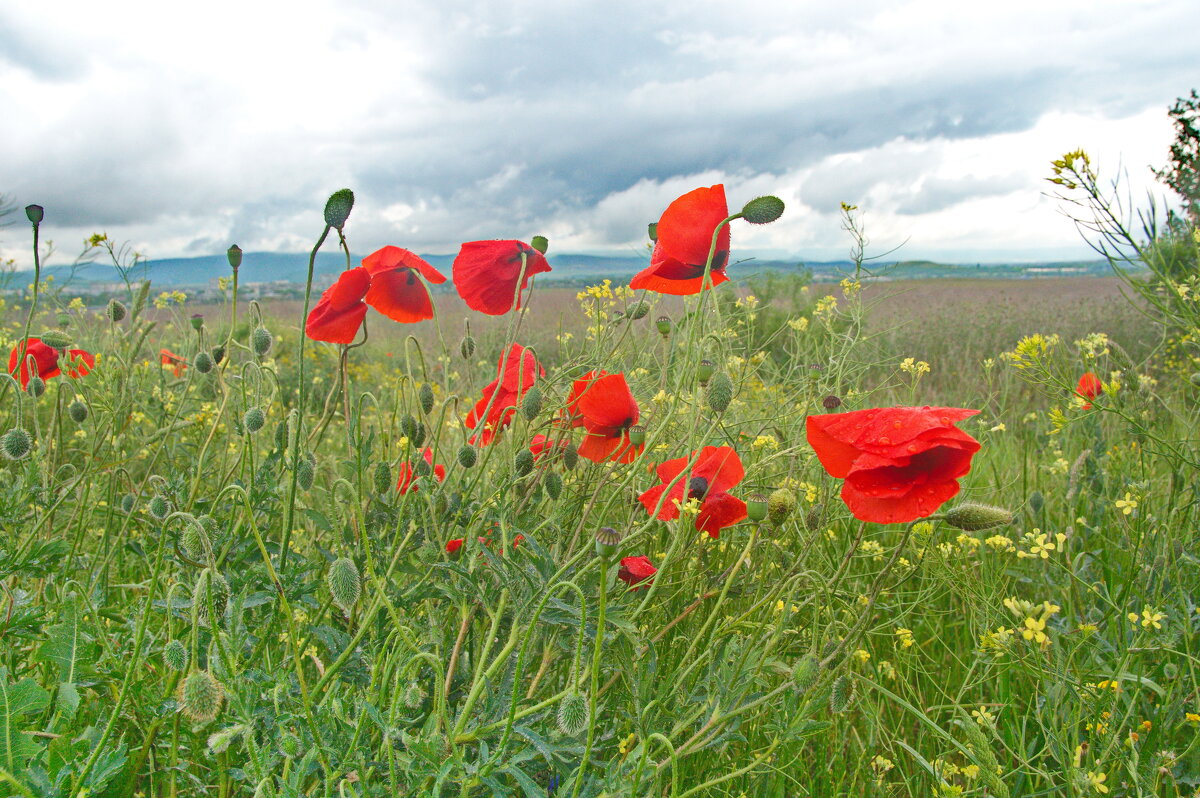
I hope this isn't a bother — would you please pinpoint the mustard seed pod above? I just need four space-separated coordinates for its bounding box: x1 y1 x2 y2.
25 204 44 224
460 335 476 359
106 298 128 322
740 195 785 225
194 351 214 374
544 471 563 500
149 495 171 520
251 327 273 357
190 314 204 332
296 453 316 491
323 188 355 230
457 444 477 468
829 674 854 713
418 382 435 415
193 568 230 626
226 244 242 272
514 448 535 478
628 424 646 447
746 493 769 523
521 385 542 421
67 400 88 423
163 639 189 672
121 494 136 514
706 373 733 414
822 395 842 410
26 377 45 398
179 670 224 723
327 557 361 614
556 690 589 737
38 329 72 350
594 526 622 559
697 359 715 386
792 654 819 693
767 488 796 526
530 235 549 254
628 301 651 320
243 407 266 434
373 462 392 494
944 503 1013 532
655 315 671 337
563 442 579 471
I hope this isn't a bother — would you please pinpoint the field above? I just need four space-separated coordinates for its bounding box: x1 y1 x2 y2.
2 207 1199 798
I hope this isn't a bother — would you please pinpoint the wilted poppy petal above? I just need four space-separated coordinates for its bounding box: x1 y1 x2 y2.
452 240 552 315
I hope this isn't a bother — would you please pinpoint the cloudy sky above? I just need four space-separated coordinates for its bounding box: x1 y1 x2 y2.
1 0 1195 268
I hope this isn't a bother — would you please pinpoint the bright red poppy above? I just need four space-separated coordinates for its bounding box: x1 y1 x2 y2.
565 370 643 463
8 338 95 388
446 538 464 554
452 240 552 315
1076 372 1103 409
630 185 731 296
306 246 446 344
638 446 748 537
618 556 657 588
465 344 544 445
806 406 981 525
160 349 187 377
395 448 447 494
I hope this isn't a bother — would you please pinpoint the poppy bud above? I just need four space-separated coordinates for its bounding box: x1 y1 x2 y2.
323 188 355 230
1028 491 1044 516
279 731 301 758
557 690 589 737
457 444 478 468
944 503 1013 532
655 315 671 337
179 670 224 723
327 557 361 614
243 407 266 434
514 448 535 478
193 567 230 627
460 335 476 359
296 453 316 491
149 495 171 519
402 680 426 709
68 400 88 423
25 204 44 224
740 195 785 225
26 377 45 398
563 443 579 471
38 329 72 350
1 428 33 460
647 222 658 242
163 639 189 672
373 462 392 494
227 244 242 272
829 674 854 713
105 298 127 322
190 314 204 332
121 494 136 514
530 235 549 254
746 493 769 523
792 654 819 693
521 385 542 421
768 488 796 526
697 359 715 386
627 425 646 447
252 327 273 357
418 382 435 415
628 301 651 320
211 344 226 364
594 526 622 559
181 523 208 562
706 373 733 414
194 351 214 374
401 414 419 442
1190 372 1200 387
822 395 842 410
544 471 562 500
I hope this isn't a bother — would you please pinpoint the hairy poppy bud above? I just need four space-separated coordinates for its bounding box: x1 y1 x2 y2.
418 382 435 415
544 471 562 500
697 359 714 386
1028 490 1044 516
556 690 589 736
243 407 266 434
211 344 225 364
402 680 426 709
181 523 208 562
628 425 646 447
193 567 230 627
179 670 224 723
26 377 45 398
768 488 796 526
323 188 355 230
829 674 855 713
1 428 33 460
822 395 842 410
226 244 242 272
279 731 301 758
327 557 361 614
594 526 622 559
746 493 769 523
530 235 549 254
251 327 273 357
628 301 651 320
514 448 535 478
944 503 1013 532
655 315 671 337
647 222 658 242
194 351 214 374
67 400 88 423
563 443 579 471
460 335 476 359
190 314 204 332
38 329 72 350
106 298 127 322
25 204 44 224
740 195 785 225
706 373 733 414
373 462 392 494
163 639 189 672
296 453 316 491
149 495 171 520
457 444 477 468
121 494 136 514
522 385 542 421
792 654 820 693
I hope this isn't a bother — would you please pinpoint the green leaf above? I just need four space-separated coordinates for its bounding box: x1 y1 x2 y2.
37 595 97 684
0 667 51 772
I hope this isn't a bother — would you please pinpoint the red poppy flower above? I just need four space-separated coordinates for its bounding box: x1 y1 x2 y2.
638 446 748 537
806 406 981 525
160 348 187 378
630 185 731 296
566 370 643 463
446 538 464 554
465 344 544 445
395 448 447 494
528 434 568 463
618 556 657 588
1076 372 1103 409
8 338 95 388
452 240 552 315
306 247 446 344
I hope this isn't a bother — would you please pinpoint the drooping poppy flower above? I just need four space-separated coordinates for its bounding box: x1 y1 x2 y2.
638 446 748 537
566 370 643 463
630 185 731 296
160 349 187 378
395 448 447 494
8 338 95 388
465 344 544 445
452 240 552 315
618 556 657 588
1076 372 1103 409
806 406 981 525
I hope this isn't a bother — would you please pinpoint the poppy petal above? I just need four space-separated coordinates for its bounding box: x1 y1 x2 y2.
452 240 552 315
305 299 368 344
365 267 435 323
657 185 731 269
697 492 747 538
363 246 447 284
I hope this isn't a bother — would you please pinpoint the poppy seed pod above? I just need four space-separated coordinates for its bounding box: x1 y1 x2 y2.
67 400 88 424
243 407 266 434
327 557 361 614
627 425 646 447
655 315 671 337
594 526 622 559
26 377 45 398
251 327 273 357
106 299 128 322
179 670 224 723
163 639 189 672
767 488 796 526
628 301 651 320
373 462 392 494
323 188 355 229
746 493 769 523
829 674 855 713
740 195 786 225
556 690 589 737
697 359 715 386
530 235 549 254
194 351 214 374
190 314 204 332
706 373 733 413
514 448 535 478
1 428 33 460
944 503 1013 532
418 382 435 415
25 204 44 224
544 471 562 500
38 329 73 350
226 244 242 272
460 335 476 359
457 444 478 468
148 495 171 520
521 385 542 421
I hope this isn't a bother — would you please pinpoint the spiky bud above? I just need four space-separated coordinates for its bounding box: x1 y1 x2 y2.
594 526 622 559
767 488 796 526
66 400 87 424
556 691 589 736
193 568 230 626
544 471 562 500
211 344 225 364
179 670 224 723
418 382 435 415
706 373 733 414
194 351 214 374
563 443 579 471
460 335 475 359
457 444 477 468
792 654 820 693
26 377 45 398
829 674 854 712
148 495 171 520
697 359 715 386
296 453 316 491
226 244 242 272
944 503 1013 532
1028 491 1044 516
400 414 419 442
243 407 266 434
746 493 769 523
402 680 426 709
626 301 650 320
38 329 72 350
530 235 549 254
103 298 127 322
163 640 189 672
25 204 44 224
655 315 671 337
373 462 392 494
740 195 785 225
121 494 136 514
323 188 355 230
328 558 361 614
251 327 273 357
181 523 209 562
521 385 542 421
279 731 301 758
514 448 535 478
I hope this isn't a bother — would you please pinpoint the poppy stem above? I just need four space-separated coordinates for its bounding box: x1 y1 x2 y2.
16 212 43 396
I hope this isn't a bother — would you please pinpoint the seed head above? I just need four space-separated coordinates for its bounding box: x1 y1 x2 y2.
327 557 362 614
655 315 671 337
822 395 842 410
179 670 224 723
697 359 715 386
25 204 44 224
190 314 204 332
746 493 769 523
767 488 796 526
226 244 242 272
594 527 622 559
627 424 646 447
530 235 549 254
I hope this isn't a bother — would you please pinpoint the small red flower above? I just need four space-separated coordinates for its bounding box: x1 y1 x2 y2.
630 185 731 296
446 538 464 554
8 338 95 388
528 433 567 462
452 240 552 315
465 344 544 445
566 370 643 463
395 448 447 494
160 348 187 378
1076 372 1103 409
618 555 657 588
638 446 747 537
806 406 981 525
